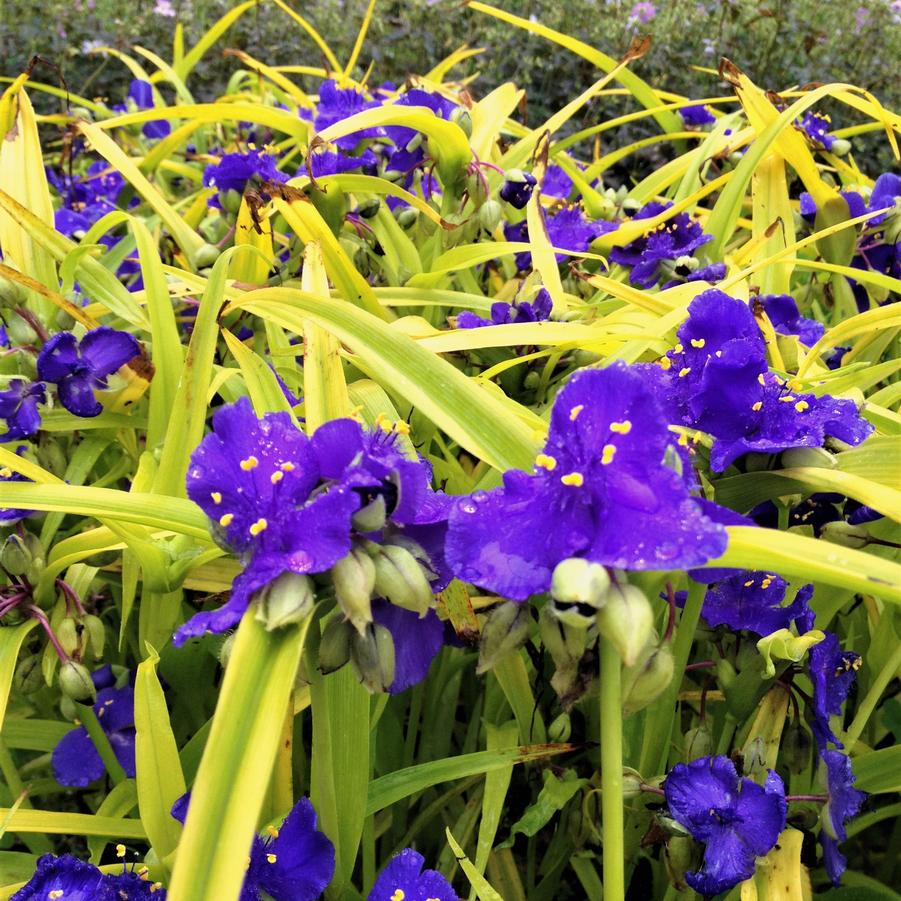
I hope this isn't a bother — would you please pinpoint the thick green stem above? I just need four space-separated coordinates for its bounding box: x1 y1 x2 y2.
77 703 127 785
600 635 625 901
842 639 901 750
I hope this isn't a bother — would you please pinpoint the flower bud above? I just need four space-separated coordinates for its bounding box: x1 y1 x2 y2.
318 616 353 675
254 572 316 631
476 601 531 674
595 583 654 666
358 198 381 219
820 520 869 549
621 642 674 715
781 719 812 773
83 615 106 661
396 207 419 230
478 199 502 233
13 653 44 695
450 106 472 138
830 138 851 156
622 767 645 799
350 623 396 693
551 558 611 610
218 633 236 669
1 534 32 576
539 603 592 666
683 723 713 761
371 544 434 616
781 446 837 470
57 617 87 660
331 546 376 633
219 189 244 215
352 494 388 532
59 695 79 722
548 712 572 743
716 657 737 690
59 660 96 703
194 242 222 269
0 273 26 307
664 834 696 890
815 194 856 267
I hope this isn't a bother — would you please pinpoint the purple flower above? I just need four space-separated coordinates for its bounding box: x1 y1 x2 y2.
446 363 727 600
797 111 836 151
643 290 872 471
371 600 445 693
609 202 713 287
203 151 287 207
664 756 786 896
241 798 335 901
680 104 716 126
0 380 45 440
11 855 118 901
628 1 657 23
505 206 615 269
368 849 457 901
757 294 825 347
314 80 383 150
499 172 537 209
700 571 813 636
818 749 867 886
301 147 378 178
125 79 171 140
457 287 553 329
37 327 140 418
867 172 901 225
0 458 34 525
52 679 136 786
383 89 458 150
542 164 577 200
806 630 861 750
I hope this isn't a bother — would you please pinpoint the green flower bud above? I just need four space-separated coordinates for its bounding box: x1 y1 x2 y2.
815 194 856 267
478 199 503 233
622 767 645 799
450 106 472 138
219 189 244 215
13 653 44 695
59 695 79 722
371 544 434 616
539 603 592 666
621 197 642 214
781 719 812 774
1 534 32 576
218 633 236 669
254 572 316 631
83 614 106 661
664 834 697 891
350 622 396 693
548 712 572 743
781 446 837 469
477 601 531 675
551 558 611 610
194 242 222 269
0 273 26 307
830 138 852 156
621 642 674 715
57 617 86 660
37 441 69 478
318 616 353 675
821 520 870 549
352 494 388 532
396 207 419 230
595 583 654 666
331 546 376 633
683 723 713 761
358 198 381 219
716 656 737 690
59 660 96 703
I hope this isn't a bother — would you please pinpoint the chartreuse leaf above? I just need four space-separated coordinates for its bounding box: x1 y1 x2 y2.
231 197 275 285
853 746 901 794
0 88 58 315
0 622 39 729
498 770 586 849
222 330 296 419
714 527 901 604
0 809 146 839
166 610 311 901
229 288 539 472
135 646 186 865
1 719 71 751
174 0 259 79
445 827 504 901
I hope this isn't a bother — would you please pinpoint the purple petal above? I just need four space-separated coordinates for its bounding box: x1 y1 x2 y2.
52 727 105 787
58 372 103 417
36 332 80 383
79 327 140 379
372 600 445 693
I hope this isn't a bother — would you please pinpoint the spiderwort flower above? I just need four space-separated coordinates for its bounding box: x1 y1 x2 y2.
446 362 727 600
504 206 615 269
122 79 171 140
805 628 861 750
797 111 837 151
664 755 787 896
9 853 162 901
37 327 140 418
52 674 136 787
608 202 713 287
314 80 383 149
0 379 45 440
203 150 287 208
457 287 552 329
818 749 867 885
371 600 446 693
757 294 825 347
867 172 901 225
680 103 716 127
499 171 537 209
368 848 457 901
699 571 813 636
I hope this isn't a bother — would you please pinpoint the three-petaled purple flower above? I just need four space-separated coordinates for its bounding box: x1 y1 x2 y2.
609 201 713 287
797 111 837 151
818 749 867 885
446 362 728 600
499 171 537 209
0 379 45 440
664 755 787 896
680 103 716 127
11 853 164 900
504 206 615 269
203 150 287 208
698 571 813 636
314 80 383 150
116 79 171 140
368 848 457 901
757 294 825 348
457 287 552 329
37 327 140 418
52 666 136 787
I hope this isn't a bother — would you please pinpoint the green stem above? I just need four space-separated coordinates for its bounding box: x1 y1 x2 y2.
600 635 625 901
842 639 901 749
77 704 127 785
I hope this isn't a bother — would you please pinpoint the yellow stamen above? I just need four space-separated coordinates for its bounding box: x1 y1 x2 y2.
601 444 616 465
49 892 63 900
249 518 268 536
116 844 126 858
267 853 278 864
271 471 284 484
715 350 723 358
610 420 632 434
690 338 705 348
280 462 295 472
0 467 11 478
151 883 163 893
569 404 584 420
211 491 222 504
677 432 689 447
560 472 584 487
674 343 684 353
795 401 809 412
219 513 234 527
779 395 795 403
535 453 558 471
391 891 406 901
758 373 767 385
393 420 411 435
752 401 763 411
240 455 259 471
658 356 672 371
678 367 691 378
761 578 773 589
744 580 754 587
266 825 280 838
